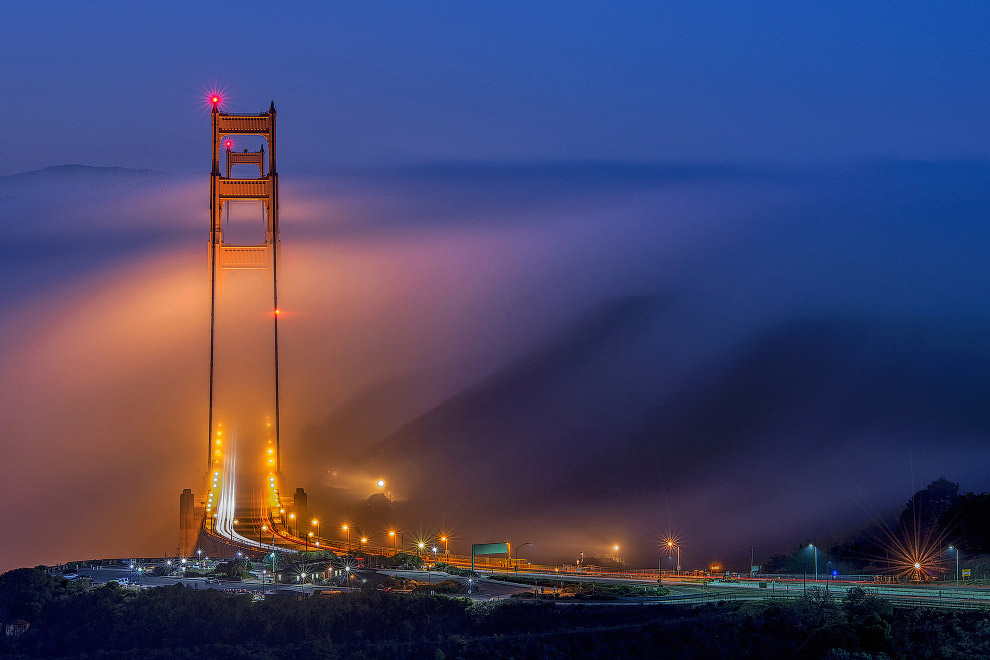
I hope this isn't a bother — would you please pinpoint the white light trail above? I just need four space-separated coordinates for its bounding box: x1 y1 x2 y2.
212 442 256 547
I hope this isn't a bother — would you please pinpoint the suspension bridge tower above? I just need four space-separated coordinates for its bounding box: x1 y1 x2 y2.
206 96 282 475
180 96 287 557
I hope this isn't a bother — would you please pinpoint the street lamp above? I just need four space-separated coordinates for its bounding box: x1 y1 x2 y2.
389 530 397 555
515 542 532 572
441 536 449 557
809 544 818 581
949 546 960 585
289 513 296 536
666 540 681 573
307 531 313 551
418 541 425 559
260 524 268 548
312 518 320 540
342 524 350 551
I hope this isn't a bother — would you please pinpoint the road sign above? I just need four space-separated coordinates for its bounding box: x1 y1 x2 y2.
962 569 972 578
472 543 509 555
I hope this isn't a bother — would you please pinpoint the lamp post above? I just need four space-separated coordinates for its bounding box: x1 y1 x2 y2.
949 546 960 585
260 525 267 548
809 544 818 581
312 519 320 541
667 541 680 573
515 542 532 572
307 531 313 552
389 530 396 555
441 536 448 558
342 524 350 551
289 513 296 536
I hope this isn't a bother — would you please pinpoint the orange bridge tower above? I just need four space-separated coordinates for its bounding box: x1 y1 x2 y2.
207 99 281 473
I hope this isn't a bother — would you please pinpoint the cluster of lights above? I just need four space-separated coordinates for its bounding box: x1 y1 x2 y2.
265 417 282 514
207 465 221 513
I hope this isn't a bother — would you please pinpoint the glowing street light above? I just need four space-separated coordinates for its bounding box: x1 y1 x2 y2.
809 544 818 581
342 524 350 550
389 530 397 555
666 540 681 573
440 536 449 557
312 518 320 539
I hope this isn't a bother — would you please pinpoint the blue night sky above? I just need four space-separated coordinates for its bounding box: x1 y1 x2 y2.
3 0 989 174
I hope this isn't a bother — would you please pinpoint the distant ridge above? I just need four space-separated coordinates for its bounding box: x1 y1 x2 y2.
0 164 165 180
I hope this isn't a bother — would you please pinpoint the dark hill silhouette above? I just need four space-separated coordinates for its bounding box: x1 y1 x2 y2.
355 297 990 565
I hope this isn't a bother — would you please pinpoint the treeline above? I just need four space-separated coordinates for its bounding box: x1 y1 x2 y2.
767 478 990 574
4 567 990 658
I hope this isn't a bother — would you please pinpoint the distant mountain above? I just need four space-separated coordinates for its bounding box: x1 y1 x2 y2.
0 164 169 202
1 164 163 179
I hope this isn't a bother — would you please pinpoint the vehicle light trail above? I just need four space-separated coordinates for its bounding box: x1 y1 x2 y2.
212 442 256 546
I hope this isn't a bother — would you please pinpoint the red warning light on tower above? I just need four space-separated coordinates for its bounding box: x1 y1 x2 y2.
203 84 228 112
